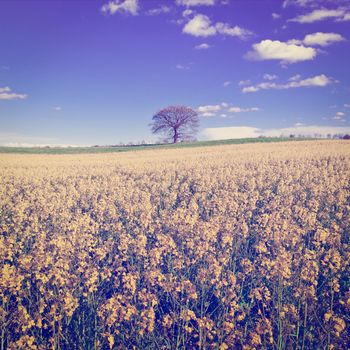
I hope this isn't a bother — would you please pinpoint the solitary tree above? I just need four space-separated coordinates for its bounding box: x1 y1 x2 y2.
150 105 199 143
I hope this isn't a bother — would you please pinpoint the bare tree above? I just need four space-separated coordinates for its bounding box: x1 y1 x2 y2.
150 105 199 143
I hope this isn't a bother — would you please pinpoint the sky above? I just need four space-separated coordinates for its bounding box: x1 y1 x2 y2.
1 0 350 146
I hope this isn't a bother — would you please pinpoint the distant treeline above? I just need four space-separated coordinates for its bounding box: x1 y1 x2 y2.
99 134 350 148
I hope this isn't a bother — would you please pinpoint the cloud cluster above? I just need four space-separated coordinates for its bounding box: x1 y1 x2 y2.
289 8 350 23
301 32 345 46
283 0 350 8
246 31 344 64
182 14 215 36
183 14 252 39
282 0 324 7
194 43 211 49
101 0 138 15
287 32 345 47
246 39 316 63
176 0 216 6
238 80 251 86
263 74 278 80
0 87 27 100
331 111 346 121
100 0 252 43
242 74 332 93
197 103 260 117
198 104 221 117
228 107 260 113
283 0 312 7
146 5 171 16
176 64 190 70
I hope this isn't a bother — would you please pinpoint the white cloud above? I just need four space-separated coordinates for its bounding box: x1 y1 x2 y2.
228 107 243 113
342 13 350 21
229 106 260 113
197 103 260 117
303 32 345 46
183 14 252 39
215 22 252 39
242 74 332 93
223 81 231 87
194 43 211 49
238 79 251 86
272 12 281 19
201 112 216 117
263 74 278 80
0 87 11 92
344 104 350 108
283 0 320 7
242 86 259 93
294 122 304 126
183 14 216 36
101 0 138 15
331 111 346 120
176 0 216 6
176 64 190 70
198 104 221 114
201 125 350 140
287 32 345 46
289 8 350 23
146 5 171 15
246 39 317 64
0 86 27 100
286 38 302 45
290 74 331 86
289 74 302 81
52 106 62 111
182 9 194 17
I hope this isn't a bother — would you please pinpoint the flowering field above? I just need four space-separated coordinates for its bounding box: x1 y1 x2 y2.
0 141 349 350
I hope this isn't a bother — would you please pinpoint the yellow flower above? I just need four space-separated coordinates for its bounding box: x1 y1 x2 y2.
108 334 114 349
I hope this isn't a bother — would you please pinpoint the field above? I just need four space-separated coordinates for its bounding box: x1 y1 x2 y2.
0 140 349 349
0 137 309 155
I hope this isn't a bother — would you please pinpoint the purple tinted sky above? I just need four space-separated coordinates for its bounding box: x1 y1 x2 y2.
1 0 350 145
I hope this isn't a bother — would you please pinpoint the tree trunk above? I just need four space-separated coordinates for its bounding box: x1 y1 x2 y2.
173 128 179 143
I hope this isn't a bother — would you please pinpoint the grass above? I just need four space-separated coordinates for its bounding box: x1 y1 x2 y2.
0 137 315 154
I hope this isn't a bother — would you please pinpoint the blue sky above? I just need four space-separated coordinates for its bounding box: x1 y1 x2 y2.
1 0 350 145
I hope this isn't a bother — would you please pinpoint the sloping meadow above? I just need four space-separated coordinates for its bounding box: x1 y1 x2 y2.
0 141 349 349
